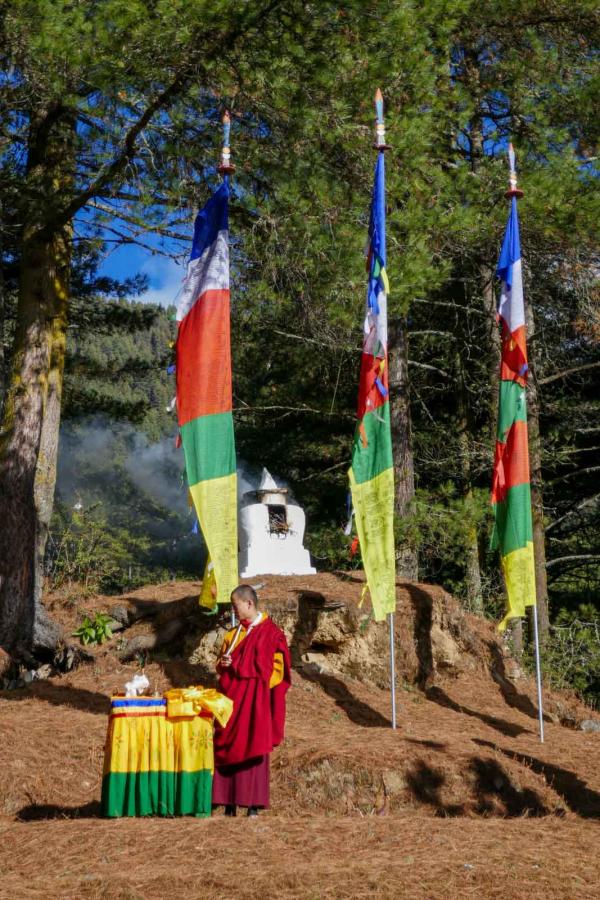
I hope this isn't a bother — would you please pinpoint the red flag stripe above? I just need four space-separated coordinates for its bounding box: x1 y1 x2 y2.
357 351 388 419
500 323 528 385
491 419 531 504
176 289 232 426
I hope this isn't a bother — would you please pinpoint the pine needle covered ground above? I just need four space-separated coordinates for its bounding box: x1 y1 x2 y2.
1 576 599 899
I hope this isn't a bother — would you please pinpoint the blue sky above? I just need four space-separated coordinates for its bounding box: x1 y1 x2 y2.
98 229 189 308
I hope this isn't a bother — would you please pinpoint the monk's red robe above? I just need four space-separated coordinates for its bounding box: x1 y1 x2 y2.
214 617 291 767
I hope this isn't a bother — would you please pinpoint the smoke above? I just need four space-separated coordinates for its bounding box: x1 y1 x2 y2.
236 460 295 503
236 459 261 501
124 431 187 514
55 418 296 559
54 417 205 575
58 419 186 512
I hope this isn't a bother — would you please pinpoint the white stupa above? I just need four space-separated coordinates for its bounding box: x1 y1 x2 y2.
238 468 316 578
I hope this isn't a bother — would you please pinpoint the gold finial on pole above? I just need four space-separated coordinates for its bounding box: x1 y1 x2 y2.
504 142 524 199
218 110 236 176
373 88 391 152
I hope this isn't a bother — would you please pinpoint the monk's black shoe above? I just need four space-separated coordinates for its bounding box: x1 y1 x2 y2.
247 806 259 817
224 805 237 817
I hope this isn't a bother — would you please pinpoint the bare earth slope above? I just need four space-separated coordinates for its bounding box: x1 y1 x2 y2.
0 574 599 899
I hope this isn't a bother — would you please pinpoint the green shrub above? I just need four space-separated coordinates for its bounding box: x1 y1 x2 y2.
521 604 600 708
72 612 114 646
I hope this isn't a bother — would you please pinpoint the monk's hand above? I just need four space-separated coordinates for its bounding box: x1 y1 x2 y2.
219 655 232 668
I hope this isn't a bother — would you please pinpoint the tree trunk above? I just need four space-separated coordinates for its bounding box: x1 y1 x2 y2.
388 317 418 580
456 352 483 612
525 302 550 641
0 107 73 658
0 260 5 417
483 268 500 440
510 618 523 657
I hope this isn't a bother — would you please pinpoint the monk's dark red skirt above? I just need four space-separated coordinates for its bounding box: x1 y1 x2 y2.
212 754 270 808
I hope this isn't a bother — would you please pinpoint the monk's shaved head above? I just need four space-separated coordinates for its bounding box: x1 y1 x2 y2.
231 584 259 608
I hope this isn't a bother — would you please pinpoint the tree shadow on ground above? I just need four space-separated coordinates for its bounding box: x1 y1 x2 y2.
405 756 549 817
332 571 366 585
289 593 392 728
110 594 225 665
473 738 600 819
297 666 392 727
487 640 549 722
405 738 447 751
157 657 217 689
404 584 434 689
425 685 531 739
16 800 102 821
468 756 550 817
0 682 109 715
404 760 464 816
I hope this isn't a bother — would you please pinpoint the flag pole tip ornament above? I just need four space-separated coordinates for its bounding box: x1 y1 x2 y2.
504 142 524 199
217 110 236 176
373 88 391 152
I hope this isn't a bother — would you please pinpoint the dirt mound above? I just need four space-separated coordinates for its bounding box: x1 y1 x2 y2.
188 573 485 689
1 573 600 897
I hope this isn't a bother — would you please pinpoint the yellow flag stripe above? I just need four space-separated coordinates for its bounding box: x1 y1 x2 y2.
189 472 238 605
349 466 396 621
498 541 536 632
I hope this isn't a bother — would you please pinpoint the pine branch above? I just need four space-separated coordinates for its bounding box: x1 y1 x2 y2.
412 298 488 319
35 0 286 240
539 361 600 386
87 201 191 243
546 493 600 534
548 466 600 486
410 330 456 339
297 460 348 482
408 361 450 378
546 555 600 569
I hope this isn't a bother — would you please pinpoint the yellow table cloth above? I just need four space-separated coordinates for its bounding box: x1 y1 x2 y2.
101 687 232 817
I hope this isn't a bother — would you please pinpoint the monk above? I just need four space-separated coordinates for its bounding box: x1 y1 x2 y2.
212 584 291 817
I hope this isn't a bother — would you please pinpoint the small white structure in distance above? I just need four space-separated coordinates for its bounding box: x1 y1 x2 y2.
238 468 316 578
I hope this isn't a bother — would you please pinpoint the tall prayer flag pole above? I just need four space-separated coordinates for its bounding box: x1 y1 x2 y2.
176 111 239 611
349 89 397 728
491 144 544 742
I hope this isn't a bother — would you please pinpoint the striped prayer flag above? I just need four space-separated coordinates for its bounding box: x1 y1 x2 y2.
176 181 238 606
491 194 536 631
349 152 396 621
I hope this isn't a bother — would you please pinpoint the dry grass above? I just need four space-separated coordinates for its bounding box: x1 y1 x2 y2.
1 817 600 900
1 577 600 898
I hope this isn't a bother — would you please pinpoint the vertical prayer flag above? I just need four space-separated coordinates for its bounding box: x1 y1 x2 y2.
491 195 536 630
349 152 396 621
176 181 238 606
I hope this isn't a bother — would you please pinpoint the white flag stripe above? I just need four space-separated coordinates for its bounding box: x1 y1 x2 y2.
363 288 388 356
176 229 229 321
497 257 525 333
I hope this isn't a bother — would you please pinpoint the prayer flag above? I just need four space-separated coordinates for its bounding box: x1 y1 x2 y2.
176 181 238 606
491 195 536 630
349 152 396 621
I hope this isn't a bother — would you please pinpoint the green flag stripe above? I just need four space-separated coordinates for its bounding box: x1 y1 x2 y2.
181 411 236 485
350 403 393 485
491 482 534 556
497 380 527 441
